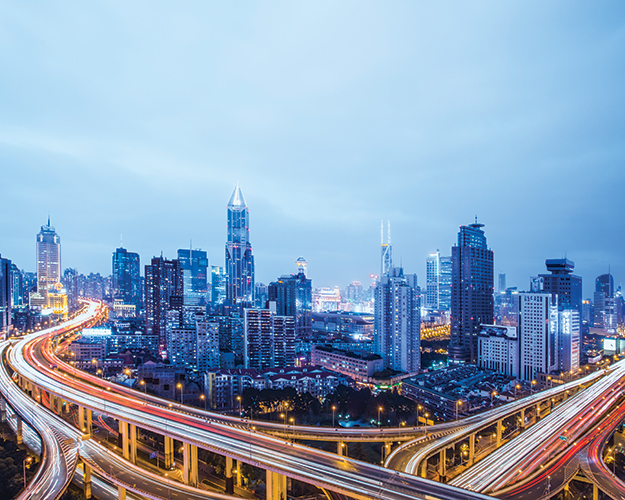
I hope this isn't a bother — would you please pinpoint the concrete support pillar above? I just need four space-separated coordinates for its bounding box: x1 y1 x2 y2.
118 486 126 500
468 434 475 466
382 441 392 462
79 407 92 436
593 484 598 500
56 397 63 415
129 424 137 464
338 441 346 456
520 408 525 428
119 421 129 460
536 403 541 419
226 456 235 494
164 436 174 469
266 470 287 500
0 396 6 423
420 458 427 479
183 443 198 487
496 420 503 448
236 459 242 488
438 449 446 480
83 463 92 499
16 416 23 445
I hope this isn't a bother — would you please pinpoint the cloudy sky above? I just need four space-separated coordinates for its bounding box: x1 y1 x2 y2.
1 2 624 296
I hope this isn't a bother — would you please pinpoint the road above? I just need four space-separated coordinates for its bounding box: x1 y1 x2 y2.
9 301 496 500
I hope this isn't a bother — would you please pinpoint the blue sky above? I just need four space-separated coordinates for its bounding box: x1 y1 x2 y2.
1 2 624 296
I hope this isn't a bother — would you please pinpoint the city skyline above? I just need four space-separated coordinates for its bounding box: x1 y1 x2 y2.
1 2 624 296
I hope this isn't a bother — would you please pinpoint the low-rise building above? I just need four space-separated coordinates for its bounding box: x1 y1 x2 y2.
478 324 519 378
311 345 383 383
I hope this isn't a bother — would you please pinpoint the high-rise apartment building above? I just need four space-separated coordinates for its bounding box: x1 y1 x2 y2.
268 260 313 339
167 315 220 372
112 248 141 309
478 325 519 378
62 268 79 312
426 251 452 311
0 255 11 338
225 184 254 305
145 256 183 356
518 293 557 381
438 256 452 311
537 259 582 314
449 222 494 363
178 248 208 306
36 218 61 307
425 251 439 309
9 263 23 308
374 267 420 373
243 306 295 369
557 309 580 373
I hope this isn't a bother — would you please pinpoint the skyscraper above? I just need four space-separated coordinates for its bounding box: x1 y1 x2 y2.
36 218 61 307
425 251 440 309
177 248 208 306
243 306 295 369
145 256 183 356
449 222 494 363
438 256 452 311
594 273 616 331
112 248 141 309
518 292 558 381
380 221 393 277
267 259 313 339
498 273 506 294
0 255 11 338
538 259 582 314
374 267 421 373
225 184 254 305
210 266 227 305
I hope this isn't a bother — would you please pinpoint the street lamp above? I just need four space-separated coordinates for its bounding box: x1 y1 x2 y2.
491 391 498 405
176 383 183 405
332 405 336 428
23 456 32 488
514 384 521 399
417 405 422 429
280 413 286 432
456 400 462 421
378 407 383 429
236 395 242 417
200 394 206 411
424 413 429 434
547 376 552 389
531 380 536 393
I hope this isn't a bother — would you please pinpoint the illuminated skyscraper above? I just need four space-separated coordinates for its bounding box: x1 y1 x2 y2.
177 248 208 306
538 259 582 314
426 251 452 311
36 218 61 306
112 247 141 309
0 255 11 338
225 184 254 305
380 220 393 276
438 256 452 311
374 267 421 373
145 256 183 356
449 221 494 363
268 259 313 339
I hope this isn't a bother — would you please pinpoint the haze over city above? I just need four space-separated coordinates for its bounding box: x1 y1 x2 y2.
2 2 624 294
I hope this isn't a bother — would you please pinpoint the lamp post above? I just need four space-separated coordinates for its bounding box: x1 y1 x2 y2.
200 394 206 411
531 380 536 393
378 407 383 429
491 391 497 405
332 405 336 428
424 413 429 434
140 380 146 401
547 376 552 389
236 396 242 417
280 413 286 432
514 384 520 399
456 400 462 421
417 405 422 429
176 383 183 405
23 456 32 488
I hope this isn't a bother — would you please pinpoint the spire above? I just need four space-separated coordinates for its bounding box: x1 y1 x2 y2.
48 214 50 227
228 183 247 208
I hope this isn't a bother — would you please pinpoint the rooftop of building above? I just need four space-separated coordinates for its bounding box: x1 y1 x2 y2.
312 344 381 361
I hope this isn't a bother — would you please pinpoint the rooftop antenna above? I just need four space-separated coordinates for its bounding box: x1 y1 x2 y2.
47 213 50 227
475 215 478 224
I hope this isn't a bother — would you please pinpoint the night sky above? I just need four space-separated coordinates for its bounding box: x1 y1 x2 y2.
1 2 624 297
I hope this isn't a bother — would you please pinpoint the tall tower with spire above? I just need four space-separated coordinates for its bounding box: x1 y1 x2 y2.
381 220 393 276
225 184 255 305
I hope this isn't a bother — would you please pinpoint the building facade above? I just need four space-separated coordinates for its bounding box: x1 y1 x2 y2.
178 248 208 306
311 345 383 383
145 256 183 356
537 259 582 315
243 307 295 369
449 222 494 363
518 293 557 381
0 255 11 338
112 247 141 309
36 219 61 307
374 267 421 373
478 325 519 378
225 184 254 305
267 264 312 339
